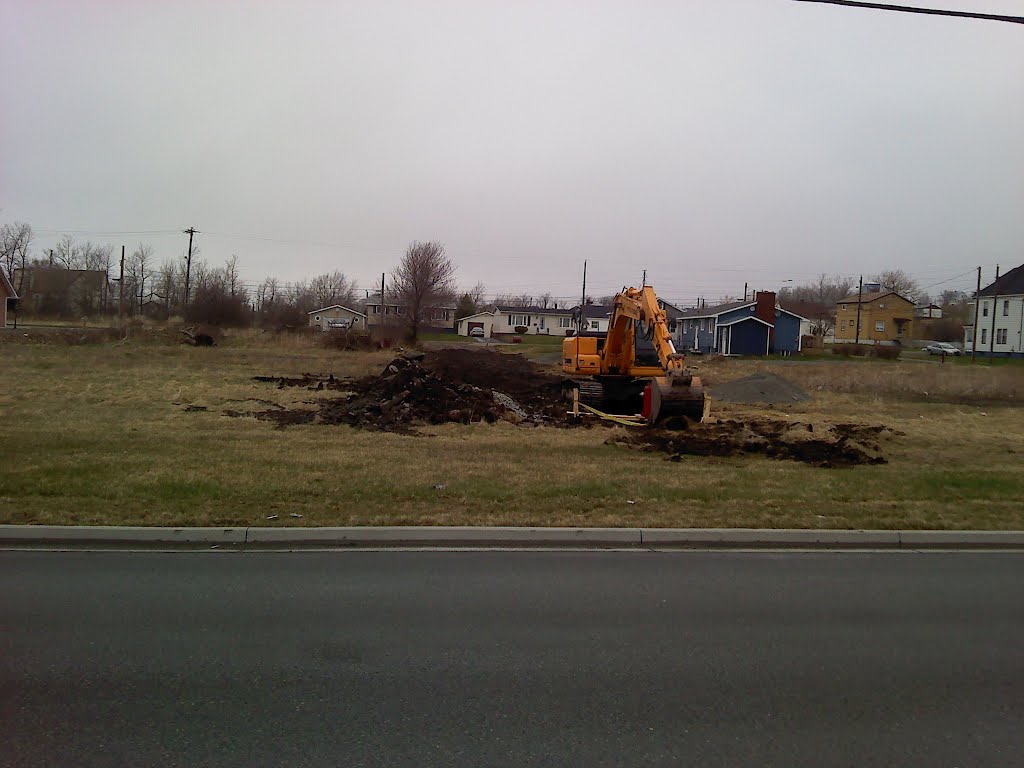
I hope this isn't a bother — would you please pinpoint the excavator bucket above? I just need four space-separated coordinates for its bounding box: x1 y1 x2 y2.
644 376 708 426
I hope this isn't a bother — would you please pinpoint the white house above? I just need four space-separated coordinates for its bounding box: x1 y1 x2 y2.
915 303 943 319
964 264 1024 356
456 304 610 337
308 305 367 331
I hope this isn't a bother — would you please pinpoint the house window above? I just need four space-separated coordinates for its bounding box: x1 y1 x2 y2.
372 305 380 314
982 304 989 317
996 329 1007 345
841 304 847 311
1003 300 1010 317
509 314 528 327
559 317 572 328
875 321 885 332
591 321 600 331
315 316 321 321
879 303 886 309
981 328 988 344
841 320 846 331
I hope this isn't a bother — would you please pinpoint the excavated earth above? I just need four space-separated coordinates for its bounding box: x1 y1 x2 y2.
226 349 898 466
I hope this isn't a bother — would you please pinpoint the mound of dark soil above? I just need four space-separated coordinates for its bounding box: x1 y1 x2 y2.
609 418 899 467
240 349 570 432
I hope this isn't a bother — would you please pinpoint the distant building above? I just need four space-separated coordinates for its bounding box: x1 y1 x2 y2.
363 292 455 331
834 290 914 344
455 304 609 338
915 304 943 319
674 292 805 356
964 263 1024 356
1 269 18 328
14 267 110 316
307 305 367 331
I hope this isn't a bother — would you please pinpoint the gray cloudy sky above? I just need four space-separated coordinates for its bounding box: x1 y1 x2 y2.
2 0 1022 305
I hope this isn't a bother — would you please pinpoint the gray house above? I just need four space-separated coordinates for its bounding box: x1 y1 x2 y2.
674 292 806 355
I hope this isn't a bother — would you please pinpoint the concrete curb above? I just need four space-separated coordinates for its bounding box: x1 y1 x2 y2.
2 525 1024 549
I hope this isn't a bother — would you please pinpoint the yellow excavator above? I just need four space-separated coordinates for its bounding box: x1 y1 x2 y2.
562 285 708 425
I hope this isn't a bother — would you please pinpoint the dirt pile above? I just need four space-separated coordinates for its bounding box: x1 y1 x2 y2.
609 418 898 467
237 349 570 432
709 373 809 405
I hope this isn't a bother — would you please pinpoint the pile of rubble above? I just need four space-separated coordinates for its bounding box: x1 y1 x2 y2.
240 349 571 433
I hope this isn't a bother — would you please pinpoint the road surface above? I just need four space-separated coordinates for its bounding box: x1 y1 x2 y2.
2 550 1022 767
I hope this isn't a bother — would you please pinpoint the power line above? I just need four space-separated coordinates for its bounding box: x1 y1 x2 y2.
791 0 1024 25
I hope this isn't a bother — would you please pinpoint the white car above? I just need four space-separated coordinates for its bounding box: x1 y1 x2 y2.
924 342 960 356
469 327 485 337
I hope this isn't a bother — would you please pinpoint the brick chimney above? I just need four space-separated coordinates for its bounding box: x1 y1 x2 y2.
754 291 776 325
755 291 776 353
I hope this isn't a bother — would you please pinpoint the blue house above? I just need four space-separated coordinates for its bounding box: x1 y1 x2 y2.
674 292 806 356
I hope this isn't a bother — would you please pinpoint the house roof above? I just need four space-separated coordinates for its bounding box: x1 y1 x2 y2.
0 269 17 299
657 299 687 320
457 311 496 322
676 300 755 319
836 290 913 305
716 315 774 328
308 304 366 317
492 304 572 315
978 263 1024 297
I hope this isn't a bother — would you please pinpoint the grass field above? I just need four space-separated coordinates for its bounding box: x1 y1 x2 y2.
2 331 1023 530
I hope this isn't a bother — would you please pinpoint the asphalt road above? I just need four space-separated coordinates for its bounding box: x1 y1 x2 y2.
1 551 1022 767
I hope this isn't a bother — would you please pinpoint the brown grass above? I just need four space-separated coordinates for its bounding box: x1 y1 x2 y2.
694 357 1022 405
1 340 1022 530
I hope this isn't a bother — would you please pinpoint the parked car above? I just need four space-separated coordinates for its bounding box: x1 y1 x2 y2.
470 327 485 337
924 342 961 356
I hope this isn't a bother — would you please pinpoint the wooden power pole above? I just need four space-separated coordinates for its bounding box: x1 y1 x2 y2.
183 227 197 305
118 245 125 321
854 275 863 345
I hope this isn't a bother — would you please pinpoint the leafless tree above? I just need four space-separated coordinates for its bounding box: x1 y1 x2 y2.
467 281 487 307
872 269 920 301
309 270 357 309
53 234 79 269
389 240 457 342
223 255 242 297
538 292 553 309
255 277 279 312
129 243 155 311
0 221 33 293
494 293 534 307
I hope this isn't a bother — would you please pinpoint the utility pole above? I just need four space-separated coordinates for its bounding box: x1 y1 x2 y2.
971 266 981 363
642 269 646 287
380 272 385 329
854 275 863 345
988 264 1000 358
118 245 125 321
743 282 748 302
183 227 197 305
579 260 587 333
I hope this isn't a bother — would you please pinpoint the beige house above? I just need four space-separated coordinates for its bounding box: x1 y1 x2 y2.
307 305 367 331
1 269 17 327
834 290 914 344
456 305 608 337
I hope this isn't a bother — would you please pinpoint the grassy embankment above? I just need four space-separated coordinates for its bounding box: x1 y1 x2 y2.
1 329 1022 529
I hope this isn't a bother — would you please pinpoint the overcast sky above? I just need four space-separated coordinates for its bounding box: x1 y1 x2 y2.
2 0 1022 305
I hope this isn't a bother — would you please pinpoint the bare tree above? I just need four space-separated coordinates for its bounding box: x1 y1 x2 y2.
53 234 79 269
309 270 357 309
0 221 33 293
130 243 155 311
255 277 279 313
467 281 487 307
389 240 457 342
872 269 920 300
494 293 534 307
223 255 242 297
538 291 553 309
